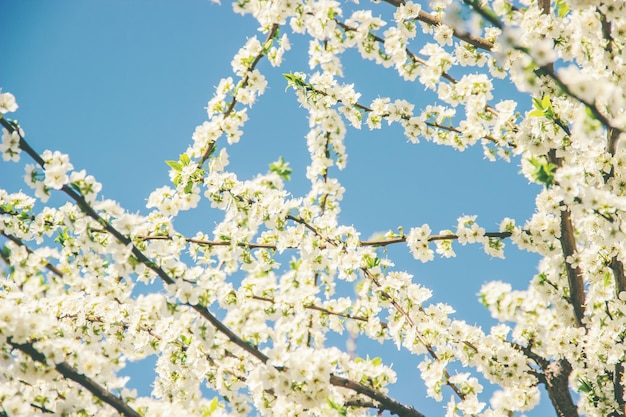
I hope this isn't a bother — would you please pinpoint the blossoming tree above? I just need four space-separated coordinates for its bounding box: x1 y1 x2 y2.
1 0 625 415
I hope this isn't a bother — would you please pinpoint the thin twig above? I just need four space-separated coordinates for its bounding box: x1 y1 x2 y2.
291 83 505 144
251 294 387 328
200 24 280 165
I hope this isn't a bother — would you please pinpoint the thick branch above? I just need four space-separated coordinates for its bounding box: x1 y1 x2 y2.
8 339 142 417
599 9 616 58
330 374 426 417
604 128 621 182
544 359 578 417
559 207 585 328
613 362 626 417
610 257 626 300
598 107 626 417
610 258 626 416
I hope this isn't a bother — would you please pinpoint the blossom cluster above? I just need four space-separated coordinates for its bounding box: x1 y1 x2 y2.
2 0 626 416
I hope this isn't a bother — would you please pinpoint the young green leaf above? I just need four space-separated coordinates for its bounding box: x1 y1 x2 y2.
269 156 292 181
165 160 183 172
326 398 348 416
529 95 555 119
529 157 557 187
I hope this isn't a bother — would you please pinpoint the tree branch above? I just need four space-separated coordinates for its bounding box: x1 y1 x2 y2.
381 0 495 51
8 339 142 417
2 120 429 417
361 231 512 247
330 374 427 417
251 294 387 328
462 0 624 134
139 230 512 250
286 214 470 403
332 17 457 84
544 359 579 417
286 79 510 146
200 24 280 165
559 207 585 328
138 234 277 249
1 231 64 278
609 256 626 417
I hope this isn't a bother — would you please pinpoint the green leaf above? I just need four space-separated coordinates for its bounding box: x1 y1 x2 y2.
166 160 183 172
529 157 557 187
55 228 70 245
326 398 348 416
537 273 548 285
363 255 380 269
0 244 12 260
289 258 302 270
529 95 555 119
555 0 570 17
269 156 292 181
479 292 488 307
208 397 219 414
167 153 192 173
262 28 278 54
283 72 301 86
283 72 313 93
578 378 593 393
488 237 503 250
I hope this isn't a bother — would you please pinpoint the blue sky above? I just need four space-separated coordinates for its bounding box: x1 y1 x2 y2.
1 1 556 415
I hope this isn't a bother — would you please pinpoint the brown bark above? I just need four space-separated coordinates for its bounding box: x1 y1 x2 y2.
560 208 586 327
544 359 579 417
